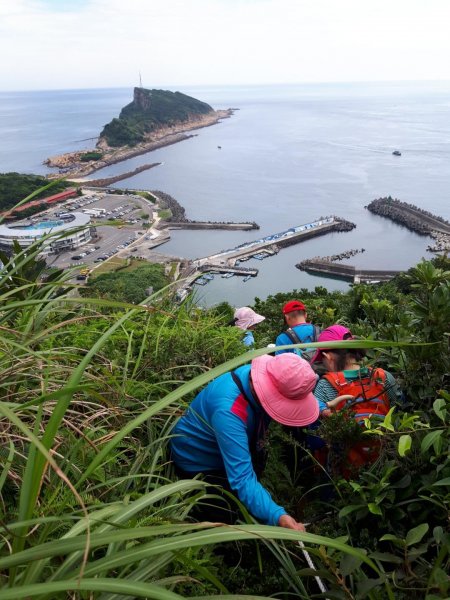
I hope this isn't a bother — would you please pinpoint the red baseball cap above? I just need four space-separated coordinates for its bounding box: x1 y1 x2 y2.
282 300 306 314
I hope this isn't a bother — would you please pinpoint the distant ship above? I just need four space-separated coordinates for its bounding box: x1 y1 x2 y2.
217 145 222 149
392 150 401 156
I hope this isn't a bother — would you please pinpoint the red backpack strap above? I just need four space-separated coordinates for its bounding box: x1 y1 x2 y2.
322 371 348 391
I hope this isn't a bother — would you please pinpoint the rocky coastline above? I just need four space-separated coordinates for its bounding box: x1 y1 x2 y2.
44 109 233 180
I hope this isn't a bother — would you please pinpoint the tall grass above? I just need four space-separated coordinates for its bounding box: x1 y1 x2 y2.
3 230 435 598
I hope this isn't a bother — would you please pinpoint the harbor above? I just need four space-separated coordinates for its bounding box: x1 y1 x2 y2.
196 216 355 268
173 216 356 297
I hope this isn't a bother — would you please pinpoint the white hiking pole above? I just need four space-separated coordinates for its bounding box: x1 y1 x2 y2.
297 535 329 598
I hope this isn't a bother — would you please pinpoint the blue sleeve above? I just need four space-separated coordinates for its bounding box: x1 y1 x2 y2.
243 331 255 347
274 333 291 355
211 409 286 526
314 378 339 413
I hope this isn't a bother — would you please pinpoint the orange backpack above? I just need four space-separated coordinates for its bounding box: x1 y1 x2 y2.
321 368 390 474
322 367 390 424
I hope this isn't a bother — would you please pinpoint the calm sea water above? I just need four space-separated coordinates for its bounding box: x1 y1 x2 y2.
1 82 450 305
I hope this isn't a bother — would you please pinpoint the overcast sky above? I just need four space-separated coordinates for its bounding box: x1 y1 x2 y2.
1 0 450 91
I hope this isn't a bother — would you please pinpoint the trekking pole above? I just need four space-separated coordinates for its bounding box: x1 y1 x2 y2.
297 528 329 598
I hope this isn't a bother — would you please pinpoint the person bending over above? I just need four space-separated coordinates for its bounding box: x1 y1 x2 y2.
170 353 319 530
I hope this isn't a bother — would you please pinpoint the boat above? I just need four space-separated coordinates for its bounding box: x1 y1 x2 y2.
392 150 401 156
217 145 222 149
194 277 208 286
203 273 215 280
221 272 234 278
243 275 252 282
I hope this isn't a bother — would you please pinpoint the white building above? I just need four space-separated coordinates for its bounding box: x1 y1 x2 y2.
0 212 94 255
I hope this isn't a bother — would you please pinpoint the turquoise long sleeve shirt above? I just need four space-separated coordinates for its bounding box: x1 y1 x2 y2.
170 365 286 526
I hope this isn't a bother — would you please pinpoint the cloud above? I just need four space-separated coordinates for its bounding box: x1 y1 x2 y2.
1 0 450 91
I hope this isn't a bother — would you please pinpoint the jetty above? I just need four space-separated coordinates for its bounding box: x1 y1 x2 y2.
173 216 355 300
198 216 356 267
366 197 450 252
297 257 400 284
165 221 259 231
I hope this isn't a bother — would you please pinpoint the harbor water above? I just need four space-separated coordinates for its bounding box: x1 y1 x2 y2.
1 81 450 305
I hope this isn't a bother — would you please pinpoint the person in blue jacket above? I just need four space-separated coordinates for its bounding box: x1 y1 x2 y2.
171 353 319 531
275 300 320 359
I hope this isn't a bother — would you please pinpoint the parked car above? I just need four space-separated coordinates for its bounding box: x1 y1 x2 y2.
71 255 82 260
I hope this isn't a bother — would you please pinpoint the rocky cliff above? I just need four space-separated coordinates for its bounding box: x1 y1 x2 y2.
99 87 215 148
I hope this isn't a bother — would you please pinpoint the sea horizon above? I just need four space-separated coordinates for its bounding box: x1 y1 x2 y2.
2 77 450 94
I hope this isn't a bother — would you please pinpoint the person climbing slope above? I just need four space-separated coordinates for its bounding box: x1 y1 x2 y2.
171 353 319 530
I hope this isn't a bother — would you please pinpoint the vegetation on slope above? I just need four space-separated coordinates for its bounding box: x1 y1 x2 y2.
0 224 448 599
100 88 214 147
85 262 169 304
0 172 70 213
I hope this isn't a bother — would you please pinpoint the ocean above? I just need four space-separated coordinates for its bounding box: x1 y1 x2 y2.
1 81 450 305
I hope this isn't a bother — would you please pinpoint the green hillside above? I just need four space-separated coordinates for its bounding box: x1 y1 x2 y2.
100 87 214 147
0 172 70 213
1 232 449 599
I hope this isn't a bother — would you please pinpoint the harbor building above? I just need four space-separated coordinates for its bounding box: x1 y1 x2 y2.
0 212 94 255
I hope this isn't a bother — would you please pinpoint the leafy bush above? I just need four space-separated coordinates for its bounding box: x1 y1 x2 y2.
0 223 448 598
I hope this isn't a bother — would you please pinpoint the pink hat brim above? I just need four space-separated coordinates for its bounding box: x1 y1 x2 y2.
251 355 319 426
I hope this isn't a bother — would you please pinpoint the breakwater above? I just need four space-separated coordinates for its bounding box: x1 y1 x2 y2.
70 163 161 187
199 216 356 267
366 197 450 236
166 221 259 231
297 258 400 283
366 197 450 253
153 190 259 230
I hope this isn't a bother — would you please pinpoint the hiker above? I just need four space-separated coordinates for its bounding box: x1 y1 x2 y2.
310 324 401 473
170 353 319 530
274 300 320 360
233 306 265 347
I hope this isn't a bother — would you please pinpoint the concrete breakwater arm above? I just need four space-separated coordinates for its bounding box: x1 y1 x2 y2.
366 197 450 236
297 258 400 283
164 221 259 231
69 163 161 187
152 190 259 230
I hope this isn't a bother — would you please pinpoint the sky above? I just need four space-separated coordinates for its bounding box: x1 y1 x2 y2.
1 0 450 91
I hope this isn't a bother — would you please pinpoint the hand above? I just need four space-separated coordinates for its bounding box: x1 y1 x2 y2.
327 394 354 409
278 514 306 531
321 409 332 418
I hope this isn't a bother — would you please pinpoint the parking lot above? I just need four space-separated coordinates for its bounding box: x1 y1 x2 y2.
44 190 156 272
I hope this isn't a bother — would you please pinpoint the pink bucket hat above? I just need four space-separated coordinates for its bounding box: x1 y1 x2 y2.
234 307 265 330
310 324 353 364
251 354 319 426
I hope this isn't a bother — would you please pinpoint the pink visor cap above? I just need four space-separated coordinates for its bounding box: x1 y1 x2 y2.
251 353 319 426
234 307 265 330
310 324 353 364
